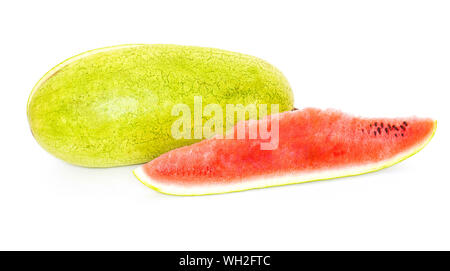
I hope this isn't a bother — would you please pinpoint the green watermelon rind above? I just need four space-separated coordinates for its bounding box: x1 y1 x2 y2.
27 44 143 116
133 121 436 196
27 44 294 167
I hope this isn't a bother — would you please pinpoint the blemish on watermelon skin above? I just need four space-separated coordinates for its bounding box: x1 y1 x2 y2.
141 108 436 188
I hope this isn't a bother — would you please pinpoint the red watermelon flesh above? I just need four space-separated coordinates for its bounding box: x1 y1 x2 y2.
134 108 436 195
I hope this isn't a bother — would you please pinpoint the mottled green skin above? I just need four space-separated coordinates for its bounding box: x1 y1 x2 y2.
27 44 294 167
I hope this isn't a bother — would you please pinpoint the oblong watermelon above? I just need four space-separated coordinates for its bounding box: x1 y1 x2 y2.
134 108 436 196
27 44 293 167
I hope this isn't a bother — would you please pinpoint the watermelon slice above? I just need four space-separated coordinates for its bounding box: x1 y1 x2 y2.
133 108 436 196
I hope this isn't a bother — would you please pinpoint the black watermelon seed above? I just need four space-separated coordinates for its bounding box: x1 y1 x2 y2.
375 122 378 127
401 133 404 136
381 123 384 128
400 125 405 131
370 124 372 128
385 128 389 134
395 134 398 137
388 124 392 130
403 121 408 126
377 127 381 134
374 131 377 136
393 125 399 131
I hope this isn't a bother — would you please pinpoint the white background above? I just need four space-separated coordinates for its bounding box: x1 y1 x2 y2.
0 0 449 250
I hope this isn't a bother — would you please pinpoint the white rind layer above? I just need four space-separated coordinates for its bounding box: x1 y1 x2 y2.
133 122 436 196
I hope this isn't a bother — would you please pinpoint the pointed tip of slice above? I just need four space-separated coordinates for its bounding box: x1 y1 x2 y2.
133 165 167 195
